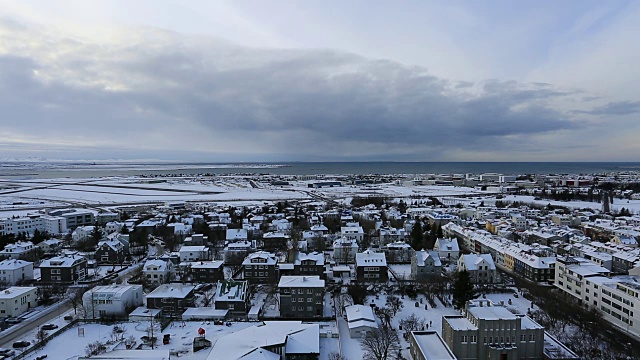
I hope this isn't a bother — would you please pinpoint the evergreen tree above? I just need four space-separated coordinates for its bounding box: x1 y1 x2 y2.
452 270 478 310
410 219 423 250
90 226 104 246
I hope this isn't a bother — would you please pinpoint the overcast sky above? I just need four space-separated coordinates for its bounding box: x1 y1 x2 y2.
0 0 639 162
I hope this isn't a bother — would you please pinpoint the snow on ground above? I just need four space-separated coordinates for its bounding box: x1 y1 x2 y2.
388 264 412 281
492 194 640 213
24 321 255 360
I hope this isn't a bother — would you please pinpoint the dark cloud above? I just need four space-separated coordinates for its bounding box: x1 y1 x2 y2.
0 19 590 161
574 101 640 115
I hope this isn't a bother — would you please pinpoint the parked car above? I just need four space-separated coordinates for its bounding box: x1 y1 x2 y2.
0 348 15 356
41 324 58 330
12 340 30 348
5 318 22 324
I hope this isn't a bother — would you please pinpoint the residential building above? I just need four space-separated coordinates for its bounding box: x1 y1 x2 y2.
242 251 278 284
143 259 174 285
39 255 88 284
0 259 34 286
412 250 442 282
434 238 460 262
278 275 324 318
179 245 210 262
457 254 499 284
410 331 457 360
0 241 38 261
382 241 415 263
49 208 95 228
226 228 248 242
224 240 254 264
442 299 544 360
146 284 195 318
72 226 96 243
355 250 388 282
333 237 358 264
82 285 143 319
207 321 319 360
95 238 127 264
189 260 224 283
261 232 289 252
0 287 37 318
38 238 63 255
341 225 364 243
293 252 325 278
344 304 378 338
214 280 250 315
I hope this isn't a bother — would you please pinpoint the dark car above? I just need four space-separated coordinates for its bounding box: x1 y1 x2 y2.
41 323 58 330
0 348 15 356
12 340 30 348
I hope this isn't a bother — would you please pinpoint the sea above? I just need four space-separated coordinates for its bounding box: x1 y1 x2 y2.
1 162 640 179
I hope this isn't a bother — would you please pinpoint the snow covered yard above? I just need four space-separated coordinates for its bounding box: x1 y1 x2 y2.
23 320 255 360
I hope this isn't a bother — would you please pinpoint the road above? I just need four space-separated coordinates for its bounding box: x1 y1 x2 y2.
0 300 71 350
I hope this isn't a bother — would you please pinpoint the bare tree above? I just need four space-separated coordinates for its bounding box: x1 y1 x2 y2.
36 328 48 344
399 314 427 336
68 287 88 315
361 326 401 360
85 340 107 357
145 316 161 349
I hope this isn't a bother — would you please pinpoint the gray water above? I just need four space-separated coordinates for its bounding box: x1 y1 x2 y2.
1 162 639 179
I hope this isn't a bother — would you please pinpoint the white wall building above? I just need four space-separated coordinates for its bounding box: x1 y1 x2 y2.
434 238 460 261
0 259 34 285
143 259 173 285
82 285 144 319
0 287 37 318
179 245 210 262
344 304 378 338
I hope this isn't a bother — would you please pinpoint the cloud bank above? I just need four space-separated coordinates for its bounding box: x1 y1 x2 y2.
0 17 635 161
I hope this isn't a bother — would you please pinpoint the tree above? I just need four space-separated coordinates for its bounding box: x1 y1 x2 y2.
452 270 478 310
90 225 104 245
36 328 48 344
361 326 401 360
385 295 402 317
85 340 107 357
410 220 423 250
399 313 427 336
347 284 368 305
68 287 88 315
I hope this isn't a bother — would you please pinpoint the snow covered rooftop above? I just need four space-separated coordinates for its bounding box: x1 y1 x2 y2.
0 258 31 270
215 280 248 302
207 321 319 360
443 316 477 331
191 260 223 269
468 304 517 321
410 331 457 360
415 250 442 267
356 250 387 267
278 275 324 288
40 255 86 268
295 251 324 265
460 254 495 271
242 251 277 266
345 305 376 324
0 286 36 299
146 284 194 299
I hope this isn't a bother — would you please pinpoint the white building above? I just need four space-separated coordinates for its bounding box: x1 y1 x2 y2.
344 304 378 338
39 215 68 234
341 225 364 243
179 245 210 262
0 259 34 285
82 285 144 319
458 254 499 284
0 287 37 318
72 226 96 243
143 259 174 285
433 238 460 261
0 241 38 260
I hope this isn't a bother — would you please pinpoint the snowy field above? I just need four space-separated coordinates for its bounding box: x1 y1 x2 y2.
489 194 640 214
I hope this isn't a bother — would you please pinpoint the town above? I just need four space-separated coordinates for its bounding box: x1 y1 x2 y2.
0 171 640 360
